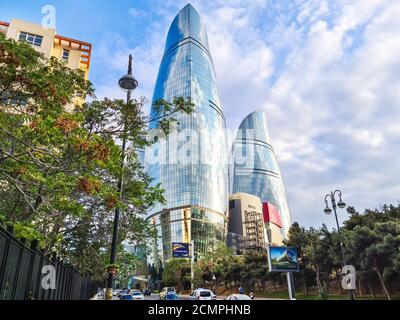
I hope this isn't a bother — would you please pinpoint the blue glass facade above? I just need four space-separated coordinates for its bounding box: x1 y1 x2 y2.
232 111 292 234
145 4 228 263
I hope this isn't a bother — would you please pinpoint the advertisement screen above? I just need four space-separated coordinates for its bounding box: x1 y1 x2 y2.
268 246 300 272
172 242 190 258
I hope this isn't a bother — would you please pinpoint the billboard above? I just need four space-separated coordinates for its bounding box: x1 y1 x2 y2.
262 202 283 228
267 246 300 272
172 242 190 258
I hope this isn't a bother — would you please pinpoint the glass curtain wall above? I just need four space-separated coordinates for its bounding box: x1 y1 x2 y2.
145 4 229 263
232 111 292 235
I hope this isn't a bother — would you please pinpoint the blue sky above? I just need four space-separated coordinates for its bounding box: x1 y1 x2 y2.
2 0 400 229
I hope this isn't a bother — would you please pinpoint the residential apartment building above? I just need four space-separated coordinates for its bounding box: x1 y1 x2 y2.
0 19 91 79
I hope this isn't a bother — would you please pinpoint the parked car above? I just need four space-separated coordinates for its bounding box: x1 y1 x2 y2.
131 290 145 300
120 291 133 300
117 289 129 298
225 294 252 300
191 289 214 300
160 287 176 300
165 293 181 300
143 289 152 296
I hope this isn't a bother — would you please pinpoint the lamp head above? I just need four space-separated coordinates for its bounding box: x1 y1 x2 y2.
337 199 346 209
324 207 332 215
118 74 138 92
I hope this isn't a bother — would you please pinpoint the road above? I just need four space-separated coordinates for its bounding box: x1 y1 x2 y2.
92 294 192 301
92 293 278 301
142 294 196 300
145 294 162 300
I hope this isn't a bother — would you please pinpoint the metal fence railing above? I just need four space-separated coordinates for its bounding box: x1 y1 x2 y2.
0 226 98 300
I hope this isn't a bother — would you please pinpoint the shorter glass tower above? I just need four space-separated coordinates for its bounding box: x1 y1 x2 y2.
232 111 292 234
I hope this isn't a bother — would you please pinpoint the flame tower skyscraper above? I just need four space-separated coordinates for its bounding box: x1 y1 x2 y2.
145 4 228 263
232 111 292 235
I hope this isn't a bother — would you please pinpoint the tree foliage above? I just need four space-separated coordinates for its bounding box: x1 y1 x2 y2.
285 204 400 299
0 33 194 282
162 258 191 292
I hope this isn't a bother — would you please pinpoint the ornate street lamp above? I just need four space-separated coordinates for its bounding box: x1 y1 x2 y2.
105 55 138 300
324 190 355 300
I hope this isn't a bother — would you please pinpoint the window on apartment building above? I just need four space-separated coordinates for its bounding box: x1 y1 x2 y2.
19 32 43 47
62 49 70 61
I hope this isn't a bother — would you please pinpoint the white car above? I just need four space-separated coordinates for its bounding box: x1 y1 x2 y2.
160 287 176 300
131 290 144 300
192 289 216 300
225 294 252 300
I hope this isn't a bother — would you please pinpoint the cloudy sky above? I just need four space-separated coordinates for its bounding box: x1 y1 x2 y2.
2 0 400 229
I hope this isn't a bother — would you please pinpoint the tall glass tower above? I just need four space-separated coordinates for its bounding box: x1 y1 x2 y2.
232 111 292 235
145 4 228 263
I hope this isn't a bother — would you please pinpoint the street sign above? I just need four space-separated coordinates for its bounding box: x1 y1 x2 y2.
172 242 190 258
267 246 300 272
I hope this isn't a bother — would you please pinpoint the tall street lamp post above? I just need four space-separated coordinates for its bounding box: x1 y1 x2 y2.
324 190 355 300
105 55 138 300
212 274 217 295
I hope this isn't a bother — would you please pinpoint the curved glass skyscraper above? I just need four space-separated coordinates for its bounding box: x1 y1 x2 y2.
145 4 228 263
232 111 292 234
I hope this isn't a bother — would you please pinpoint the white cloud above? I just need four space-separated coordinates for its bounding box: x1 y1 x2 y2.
129 8 147 18
205 0 400 227
353 129 384 147
91 0 400 229
261 1 400 227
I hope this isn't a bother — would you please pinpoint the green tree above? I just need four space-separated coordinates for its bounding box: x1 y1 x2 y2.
222 255 245 290
193 242 236 291
347 221 400 300
242 251 268 292
285 222 311 294
162 259 191 292
112 252 140 289
0 33 194 281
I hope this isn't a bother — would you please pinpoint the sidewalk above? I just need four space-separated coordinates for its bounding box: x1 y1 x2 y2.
90 294 118 300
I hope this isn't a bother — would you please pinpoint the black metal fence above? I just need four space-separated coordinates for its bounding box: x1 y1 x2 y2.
0 226 98 300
